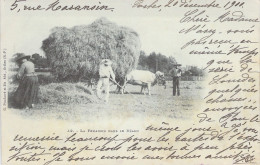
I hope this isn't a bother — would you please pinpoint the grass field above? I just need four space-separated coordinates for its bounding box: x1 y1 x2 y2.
9 80 204 122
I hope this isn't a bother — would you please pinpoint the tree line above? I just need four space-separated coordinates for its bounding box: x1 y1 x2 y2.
137 51 205 77
25 51 205 78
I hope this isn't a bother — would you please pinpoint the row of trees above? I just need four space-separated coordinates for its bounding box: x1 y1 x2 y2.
26 51 205 77
137 51 177 75
137 51 205 77
182 66 204 77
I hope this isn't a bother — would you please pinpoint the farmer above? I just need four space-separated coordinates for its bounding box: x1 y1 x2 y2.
96 59 115 102
169 64 182 96
13 54 39 109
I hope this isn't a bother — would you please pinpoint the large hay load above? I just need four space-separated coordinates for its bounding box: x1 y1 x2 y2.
42 17 141 84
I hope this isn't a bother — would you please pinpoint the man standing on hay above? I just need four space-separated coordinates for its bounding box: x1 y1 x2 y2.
169 64 182 96
96 59 115 102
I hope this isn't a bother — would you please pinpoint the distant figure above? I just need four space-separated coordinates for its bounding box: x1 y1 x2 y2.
13 54 39 109
169 64 182 96
96 59 115 102
155 71 167 89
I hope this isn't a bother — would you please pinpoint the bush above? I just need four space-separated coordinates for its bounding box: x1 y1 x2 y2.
42 17 141 83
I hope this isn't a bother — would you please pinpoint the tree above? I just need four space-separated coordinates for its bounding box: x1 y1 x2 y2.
189 66 200 76
41 17 141 83
31 53 49 68
137 51 177 76
32 53 41 60
137 51 148 70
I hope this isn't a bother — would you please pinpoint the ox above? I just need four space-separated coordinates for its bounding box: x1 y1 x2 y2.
122 70 166 95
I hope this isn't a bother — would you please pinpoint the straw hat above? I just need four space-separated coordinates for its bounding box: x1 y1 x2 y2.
101 59 112 65
13 53 30 62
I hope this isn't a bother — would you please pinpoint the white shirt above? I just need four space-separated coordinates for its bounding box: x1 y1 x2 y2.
99 64 115 80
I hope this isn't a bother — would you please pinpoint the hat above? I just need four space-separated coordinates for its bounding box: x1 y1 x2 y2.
101 59 112 65
13 53 30 62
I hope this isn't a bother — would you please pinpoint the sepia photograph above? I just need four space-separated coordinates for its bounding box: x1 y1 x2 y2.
1 0 259 164
8 17 206 121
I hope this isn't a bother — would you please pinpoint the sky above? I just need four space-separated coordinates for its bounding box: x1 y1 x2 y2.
1 0 259 67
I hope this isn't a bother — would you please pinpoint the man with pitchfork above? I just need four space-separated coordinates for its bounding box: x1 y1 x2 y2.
96 59 115 102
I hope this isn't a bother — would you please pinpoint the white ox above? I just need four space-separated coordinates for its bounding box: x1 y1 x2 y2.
123 70 164 95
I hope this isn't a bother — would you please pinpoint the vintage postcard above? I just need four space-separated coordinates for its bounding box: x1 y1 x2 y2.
1 0 259 164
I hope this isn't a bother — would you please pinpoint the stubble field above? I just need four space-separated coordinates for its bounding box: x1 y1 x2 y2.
9 81 205 122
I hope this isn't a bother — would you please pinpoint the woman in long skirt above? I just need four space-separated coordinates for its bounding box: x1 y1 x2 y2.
13 54 39 109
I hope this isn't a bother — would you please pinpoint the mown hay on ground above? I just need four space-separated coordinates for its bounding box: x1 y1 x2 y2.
9 83 98 107
38 83 98 104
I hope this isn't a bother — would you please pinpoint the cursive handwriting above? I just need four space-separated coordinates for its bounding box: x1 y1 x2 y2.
10 0 115 12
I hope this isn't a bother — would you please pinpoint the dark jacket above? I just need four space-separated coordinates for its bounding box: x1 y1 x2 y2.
169 68 182 77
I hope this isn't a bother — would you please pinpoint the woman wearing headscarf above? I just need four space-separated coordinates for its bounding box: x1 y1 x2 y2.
13 54 39 109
